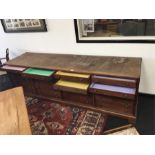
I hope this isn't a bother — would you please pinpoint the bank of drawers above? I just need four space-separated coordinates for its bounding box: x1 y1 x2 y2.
89 75 137 114
53 71 91 104
0 65 138 116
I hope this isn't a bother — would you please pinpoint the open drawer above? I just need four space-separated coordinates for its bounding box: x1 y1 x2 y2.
0 65 26 73
53 79 89 95
22 68 55 81
91 75 137 88
89 83 136 100
54 71 90 82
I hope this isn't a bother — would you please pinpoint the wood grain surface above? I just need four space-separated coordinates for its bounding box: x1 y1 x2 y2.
6 52 142 79
0 87 31 135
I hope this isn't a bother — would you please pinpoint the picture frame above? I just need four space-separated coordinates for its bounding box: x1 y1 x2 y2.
74 19 155 43
1 19 47 33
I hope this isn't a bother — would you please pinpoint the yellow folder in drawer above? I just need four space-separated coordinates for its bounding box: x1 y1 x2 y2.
56 79 89 90
55 71 90 78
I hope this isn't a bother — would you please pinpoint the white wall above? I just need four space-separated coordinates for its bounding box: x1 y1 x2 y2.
0 19 155 94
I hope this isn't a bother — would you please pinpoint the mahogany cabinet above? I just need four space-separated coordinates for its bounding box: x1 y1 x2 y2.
0 52 142 123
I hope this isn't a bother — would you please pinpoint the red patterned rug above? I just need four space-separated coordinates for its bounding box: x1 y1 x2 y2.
26 97 107 135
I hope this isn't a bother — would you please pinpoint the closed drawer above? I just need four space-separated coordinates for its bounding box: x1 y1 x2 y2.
34 80 61 98
92 75 137 88
89 83 136 100
62 91 93 105
95 95 133 115
55 71 90 82
54 79 89 95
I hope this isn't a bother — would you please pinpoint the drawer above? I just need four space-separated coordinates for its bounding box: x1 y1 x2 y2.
62 91 93 105
89 83 136 100
92 75 137 88
22 68 55 81
55 71 90 82
0 65 26 73
34 80 61 98
54 79 89 95
94 95 133 115
21 77 36 96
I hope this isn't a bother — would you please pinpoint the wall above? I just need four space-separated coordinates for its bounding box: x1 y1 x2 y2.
0 19 155 94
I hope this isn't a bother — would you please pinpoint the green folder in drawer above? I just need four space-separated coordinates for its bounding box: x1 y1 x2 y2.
23 68 54 77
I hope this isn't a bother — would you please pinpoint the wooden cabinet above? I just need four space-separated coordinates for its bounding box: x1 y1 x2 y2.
0 52 142 123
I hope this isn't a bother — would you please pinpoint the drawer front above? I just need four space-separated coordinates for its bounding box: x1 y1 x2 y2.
62 91 93 105
34 80 61 98
89 83 136 100
54 79 89 95
21 73 53 81
55 71 90 83
95 95 133 115
21 77 36 96
0 65 26 73
92 75 137 88
55 75 90 83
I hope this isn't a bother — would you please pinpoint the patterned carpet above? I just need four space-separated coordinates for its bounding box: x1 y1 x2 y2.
26 97 107 135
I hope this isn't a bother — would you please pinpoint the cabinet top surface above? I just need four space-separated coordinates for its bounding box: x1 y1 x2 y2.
6 52 142 78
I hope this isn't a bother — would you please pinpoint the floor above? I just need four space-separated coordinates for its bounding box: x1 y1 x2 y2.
0 74 155 135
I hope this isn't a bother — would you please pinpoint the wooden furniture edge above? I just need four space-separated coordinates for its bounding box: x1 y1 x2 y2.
103 124 133 134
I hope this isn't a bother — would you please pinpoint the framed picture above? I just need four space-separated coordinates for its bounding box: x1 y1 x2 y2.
74 19 155 43
1 19 47 33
